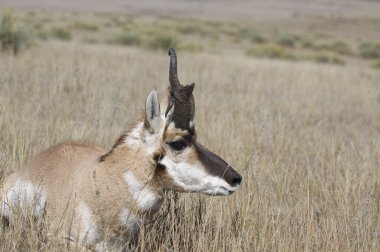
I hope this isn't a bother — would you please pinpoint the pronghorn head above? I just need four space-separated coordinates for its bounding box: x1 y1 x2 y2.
141 49 242 196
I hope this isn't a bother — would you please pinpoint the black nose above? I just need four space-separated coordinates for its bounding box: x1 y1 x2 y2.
224 167 242 187
232 176 242 187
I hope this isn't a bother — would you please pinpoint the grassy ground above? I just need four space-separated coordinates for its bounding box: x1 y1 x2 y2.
1 7 380 252
2 10 380 68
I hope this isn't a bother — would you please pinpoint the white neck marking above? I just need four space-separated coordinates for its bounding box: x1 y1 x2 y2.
124 171 163 212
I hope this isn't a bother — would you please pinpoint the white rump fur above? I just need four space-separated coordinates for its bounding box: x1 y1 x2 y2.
1 179 46 218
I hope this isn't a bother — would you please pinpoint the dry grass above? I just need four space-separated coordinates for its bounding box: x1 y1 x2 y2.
3 9 380 69
0 41 380 251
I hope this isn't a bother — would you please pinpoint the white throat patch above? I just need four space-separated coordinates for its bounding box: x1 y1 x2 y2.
123 171 163 211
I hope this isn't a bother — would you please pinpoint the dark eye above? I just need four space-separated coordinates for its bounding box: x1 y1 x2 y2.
168 140 187 151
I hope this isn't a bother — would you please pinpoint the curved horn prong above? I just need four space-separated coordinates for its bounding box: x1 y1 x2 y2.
168 48 180 88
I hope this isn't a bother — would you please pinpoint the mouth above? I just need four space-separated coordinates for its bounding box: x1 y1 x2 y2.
200 185 240 196
227 185 240 195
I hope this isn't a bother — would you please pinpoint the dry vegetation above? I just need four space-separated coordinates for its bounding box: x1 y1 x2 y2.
1 7 380 252
2 10 380 68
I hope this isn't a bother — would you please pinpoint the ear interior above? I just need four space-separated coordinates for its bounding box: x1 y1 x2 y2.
144 90 161 133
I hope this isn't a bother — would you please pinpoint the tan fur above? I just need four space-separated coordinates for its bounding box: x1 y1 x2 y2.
0 90 173 248
1 74 241 250
1 134 163 246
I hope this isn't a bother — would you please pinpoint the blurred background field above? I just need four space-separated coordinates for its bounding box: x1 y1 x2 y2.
1 0 380 67
0 0 380 251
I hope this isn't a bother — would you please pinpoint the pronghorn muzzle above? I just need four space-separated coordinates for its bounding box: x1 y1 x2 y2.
194 141 242 189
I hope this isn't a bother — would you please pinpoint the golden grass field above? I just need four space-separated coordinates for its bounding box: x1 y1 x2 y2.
1 3 380 251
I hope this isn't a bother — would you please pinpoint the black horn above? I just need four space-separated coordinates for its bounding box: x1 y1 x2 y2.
165 48 195 131
169 48 180 88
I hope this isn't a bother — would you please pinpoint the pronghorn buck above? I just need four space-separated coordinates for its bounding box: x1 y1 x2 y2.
0 48 242 249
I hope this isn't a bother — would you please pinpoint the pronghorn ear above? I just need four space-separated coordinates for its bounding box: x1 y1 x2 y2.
144 90 161 133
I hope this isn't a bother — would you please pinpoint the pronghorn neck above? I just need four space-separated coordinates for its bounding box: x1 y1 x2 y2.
98 121 164 214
